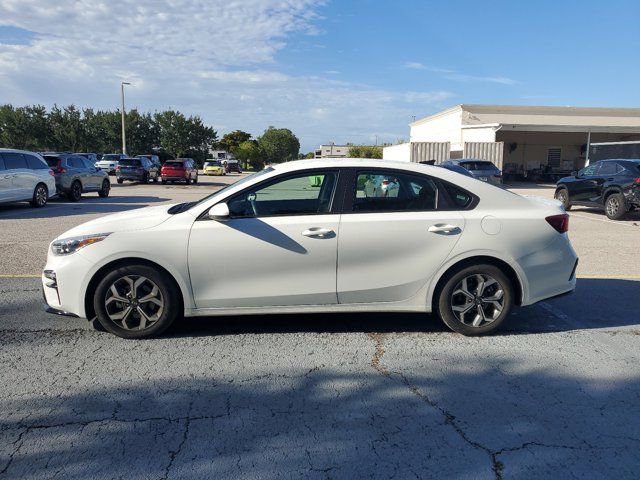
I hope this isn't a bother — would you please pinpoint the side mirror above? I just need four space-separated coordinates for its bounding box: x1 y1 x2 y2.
209 202 230 220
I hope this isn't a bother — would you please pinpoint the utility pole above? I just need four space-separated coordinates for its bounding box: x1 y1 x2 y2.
120 82 131 155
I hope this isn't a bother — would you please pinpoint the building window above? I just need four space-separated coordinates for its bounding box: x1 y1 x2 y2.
547 148 562 167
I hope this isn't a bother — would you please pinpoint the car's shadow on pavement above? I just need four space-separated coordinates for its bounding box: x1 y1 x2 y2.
0 195 172 219
169 278 640 338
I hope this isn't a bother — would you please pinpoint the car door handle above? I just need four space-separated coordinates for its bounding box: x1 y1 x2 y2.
428 224 462 235
3 175 10 179
302 227 335 238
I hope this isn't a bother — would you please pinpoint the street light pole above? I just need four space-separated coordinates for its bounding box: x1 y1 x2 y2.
120 82 131 155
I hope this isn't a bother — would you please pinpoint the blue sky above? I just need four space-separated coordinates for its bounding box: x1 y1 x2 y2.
1 0 639 151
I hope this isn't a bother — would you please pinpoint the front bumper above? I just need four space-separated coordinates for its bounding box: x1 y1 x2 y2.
42 252 94 318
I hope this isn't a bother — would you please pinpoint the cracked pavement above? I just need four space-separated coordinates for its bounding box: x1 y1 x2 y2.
1 182 640 479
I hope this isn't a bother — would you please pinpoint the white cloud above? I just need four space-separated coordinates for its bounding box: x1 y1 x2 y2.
0 1 455 150
403 61 515 85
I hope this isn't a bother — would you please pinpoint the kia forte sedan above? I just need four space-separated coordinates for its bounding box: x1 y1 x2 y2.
42 159 578 339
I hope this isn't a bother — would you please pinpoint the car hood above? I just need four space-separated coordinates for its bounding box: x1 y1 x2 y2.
56 203 177 239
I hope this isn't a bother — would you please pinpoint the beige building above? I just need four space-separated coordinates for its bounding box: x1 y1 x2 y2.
384 104 640 178
314 144 351 159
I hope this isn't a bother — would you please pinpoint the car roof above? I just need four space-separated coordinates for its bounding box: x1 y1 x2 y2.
598 158 640 163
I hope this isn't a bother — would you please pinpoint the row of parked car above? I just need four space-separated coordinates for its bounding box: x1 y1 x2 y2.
0 148 244 208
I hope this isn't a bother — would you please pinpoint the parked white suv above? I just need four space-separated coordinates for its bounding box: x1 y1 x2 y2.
0 149 57 207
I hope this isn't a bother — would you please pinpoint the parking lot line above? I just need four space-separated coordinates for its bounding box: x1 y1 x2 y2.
569 212 639 228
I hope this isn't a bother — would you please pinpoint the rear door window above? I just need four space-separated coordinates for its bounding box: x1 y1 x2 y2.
3 152 28 170
598 162 617 176
69 156 85 168
353 170 440 212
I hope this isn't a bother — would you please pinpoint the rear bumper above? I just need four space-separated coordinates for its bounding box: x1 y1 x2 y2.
517 235 578 306
162 176 188 181
117 173 145 181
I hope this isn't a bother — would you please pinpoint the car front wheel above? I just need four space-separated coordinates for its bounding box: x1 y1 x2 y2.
554 188 571 211
98 179 110 198
436 264 513 336
93 264 181 339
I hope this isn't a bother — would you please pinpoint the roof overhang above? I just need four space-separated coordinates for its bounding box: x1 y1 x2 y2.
467 123 640 134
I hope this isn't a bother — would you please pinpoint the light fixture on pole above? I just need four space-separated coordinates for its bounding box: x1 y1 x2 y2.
120 82 131 155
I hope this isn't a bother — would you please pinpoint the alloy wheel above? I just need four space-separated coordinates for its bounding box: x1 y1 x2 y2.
104 275 164 330
35 186 47 206
606 197 619 217
450 274 504 327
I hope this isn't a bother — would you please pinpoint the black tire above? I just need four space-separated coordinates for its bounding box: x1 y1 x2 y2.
69 180 82 202
605 193 627 220
30 183 48 208
93 264 181 339
185 177 191 185
193 174 198 184
161 179 167 185
436 264 514 336
153 176 158 183
117 178 124 184
142 172 149 184
554 187 571 211
98 179 110 198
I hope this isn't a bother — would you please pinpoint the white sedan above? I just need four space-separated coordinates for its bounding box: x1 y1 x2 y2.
42 159 578 338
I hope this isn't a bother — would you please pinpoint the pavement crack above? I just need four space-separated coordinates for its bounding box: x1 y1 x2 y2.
162 402 193 480
367 333 389 376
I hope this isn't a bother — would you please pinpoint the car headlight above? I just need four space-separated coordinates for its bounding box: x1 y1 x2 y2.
51 233 111 256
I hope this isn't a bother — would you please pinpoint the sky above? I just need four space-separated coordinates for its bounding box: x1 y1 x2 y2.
1 0 639 152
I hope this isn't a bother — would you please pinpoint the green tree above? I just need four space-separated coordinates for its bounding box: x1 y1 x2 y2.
257 126 300 164
234 140 264 170
49 105 83 151
0 104 51 150
218 130 252 154
347 145 383 159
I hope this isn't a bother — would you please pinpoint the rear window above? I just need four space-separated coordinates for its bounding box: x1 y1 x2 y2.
164 161 184 168
119 159 141 167
441 182 475 209
102 154 121 161
44 156 61 167
460 161 497 171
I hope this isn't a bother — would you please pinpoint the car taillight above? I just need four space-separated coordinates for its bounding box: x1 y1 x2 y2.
634 177 640 185
546 214 569 233
115 166 121 171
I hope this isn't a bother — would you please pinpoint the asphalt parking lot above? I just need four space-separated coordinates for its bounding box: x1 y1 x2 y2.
1 175 639 479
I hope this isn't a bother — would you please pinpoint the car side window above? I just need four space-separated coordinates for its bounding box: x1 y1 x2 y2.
227 171 337 217
580 163 599 176
25 154 49 169
598 162 616 176
352 170 439 212
80 157 95 169
69 156 85 168
3 152 28 170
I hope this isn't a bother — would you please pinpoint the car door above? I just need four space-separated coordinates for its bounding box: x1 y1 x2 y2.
595 161 619 203
337 169 465 304
3 152 32 199
0 154 11 202
570 162 600 203
188 169 341 308
80 156 101 189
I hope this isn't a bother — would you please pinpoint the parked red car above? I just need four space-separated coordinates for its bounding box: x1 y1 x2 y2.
160 158 198 185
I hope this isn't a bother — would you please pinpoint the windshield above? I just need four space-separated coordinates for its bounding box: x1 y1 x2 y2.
461 161 498 171
183 167 274 212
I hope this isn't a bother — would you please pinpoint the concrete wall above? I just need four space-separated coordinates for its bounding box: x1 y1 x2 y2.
382 143 411 162
410 108 463 150
461 127 497 144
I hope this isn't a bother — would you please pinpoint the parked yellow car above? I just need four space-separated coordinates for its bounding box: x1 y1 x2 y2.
203 160 226 176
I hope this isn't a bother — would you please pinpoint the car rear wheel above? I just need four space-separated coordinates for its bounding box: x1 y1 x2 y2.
436 264 513 336
161 179 167 185
554 188 571 211
193 174 198 184
93 264 181 339
605 193 627 220
98 179 110 198
69 180 82 202
30 183 48 208
185 177 191 185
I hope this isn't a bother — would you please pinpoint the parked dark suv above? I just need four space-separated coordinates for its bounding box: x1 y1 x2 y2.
115 157 160 184
44 153 110 201
555 159 640 220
